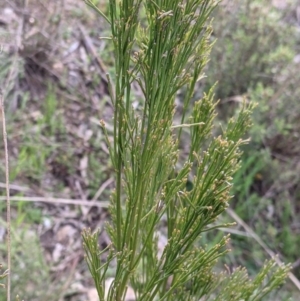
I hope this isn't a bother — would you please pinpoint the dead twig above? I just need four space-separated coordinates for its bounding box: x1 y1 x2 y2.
57 254 81 301
0 182 30 192
80 177 114 218
92 177 114 201
227 207 300 291
1 88 11 301
0 196 109 207
78 24 108 84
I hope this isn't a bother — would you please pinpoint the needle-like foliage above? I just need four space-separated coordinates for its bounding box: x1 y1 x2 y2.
82 1 290 300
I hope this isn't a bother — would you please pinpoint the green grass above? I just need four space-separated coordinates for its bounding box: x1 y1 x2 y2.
0 221 58 301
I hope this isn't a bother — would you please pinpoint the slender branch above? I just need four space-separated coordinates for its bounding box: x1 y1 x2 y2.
227 208 300 291
170 122 205 129
1 88 11 301
83 0 111 24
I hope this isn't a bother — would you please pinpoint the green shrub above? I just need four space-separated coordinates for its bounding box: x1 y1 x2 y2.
82 1 290 300
205 0 296 99
205 0 300 281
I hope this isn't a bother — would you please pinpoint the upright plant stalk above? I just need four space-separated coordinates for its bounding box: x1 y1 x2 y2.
82 1 290 301
1 88 11 301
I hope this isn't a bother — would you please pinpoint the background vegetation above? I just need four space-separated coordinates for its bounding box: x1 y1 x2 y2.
204 0 300 283
0 0 299 300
